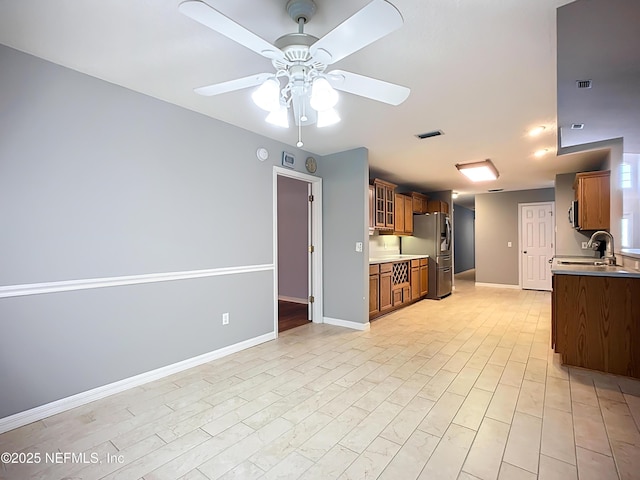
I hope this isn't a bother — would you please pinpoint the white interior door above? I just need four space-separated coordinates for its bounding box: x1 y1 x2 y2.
520 202 554 291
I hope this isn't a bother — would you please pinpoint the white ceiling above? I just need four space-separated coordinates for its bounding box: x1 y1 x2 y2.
0 0 615 203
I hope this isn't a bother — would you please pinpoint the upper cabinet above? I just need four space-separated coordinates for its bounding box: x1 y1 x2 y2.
390 194 413 235
411 192 429 214
427 200 450 215
573 170 610 231
372 179 396 230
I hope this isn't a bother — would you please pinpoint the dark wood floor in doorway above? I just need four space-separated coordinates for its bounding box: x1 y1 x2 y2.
278 300 310 332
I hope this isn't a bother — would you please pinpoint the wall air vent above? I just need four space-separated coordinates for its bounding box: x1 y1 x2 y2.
576 79 592 89
571 123 585 129
488 189 504 193
415 130 443 140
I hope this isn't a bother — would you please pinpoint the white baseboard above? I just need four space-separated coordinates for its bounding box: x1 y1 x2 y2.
475 282 520 289
0 332 276 435
324 317 371 331
278 295 308 304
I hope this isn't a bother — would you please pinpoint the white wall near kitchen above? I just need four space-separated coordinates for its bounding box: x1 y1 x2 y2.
369 232 400 257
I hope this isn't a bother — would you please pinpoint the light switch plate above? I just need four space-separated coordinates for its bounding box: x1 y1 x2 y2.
355 242 363 252
507 242 512 247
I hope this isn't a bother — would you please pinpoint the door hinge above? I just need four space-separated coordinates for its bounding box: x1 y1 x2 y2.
309 245 314 253
309 295 315 303
309 194 314 202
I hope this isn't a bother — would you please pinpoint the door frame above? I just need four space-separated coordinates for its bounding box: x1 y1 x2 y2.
518 201 555 291
273 166 323 336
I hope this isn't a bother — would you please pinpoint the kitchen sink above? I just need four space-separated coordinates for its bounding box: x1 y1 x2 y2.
557 259 606 266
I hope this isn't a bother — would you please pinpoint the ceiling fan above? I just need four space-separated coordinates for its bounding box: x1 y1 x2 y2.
179 0 410 146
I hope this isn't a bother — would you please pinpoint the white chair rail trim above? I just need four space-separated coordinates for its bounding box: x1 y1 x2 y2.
0 264 275 299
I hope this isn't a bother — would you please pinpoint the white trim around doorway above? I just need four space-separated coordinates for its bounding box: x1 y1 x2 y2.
273 167 323 336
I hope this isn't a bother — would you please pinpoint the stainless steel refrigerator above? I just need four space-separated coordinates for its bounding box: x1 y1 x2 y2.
401 212 452 299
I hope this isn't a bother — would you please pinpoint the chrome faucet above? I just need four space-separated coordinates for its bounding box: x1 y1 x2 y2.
587 231 616 265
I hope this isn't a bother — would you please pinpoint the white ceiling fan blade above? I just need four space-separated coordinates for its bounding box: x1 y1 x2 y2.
179 1 284 61
310 0 403 65
194 73 272 96
327 70 410 105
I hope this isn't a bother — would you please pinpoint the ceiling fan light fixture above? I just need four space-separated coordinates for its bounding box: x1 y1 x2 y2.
456 159 499 182
310 77 338 112
251 78 281 112
316 108 340 127
265 104 290 128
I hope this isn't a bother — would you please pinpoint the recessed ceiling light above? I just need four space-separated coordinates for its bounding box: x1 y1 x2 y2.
456 159 499 182
488 189 504 193
534 148 549 157
529 126 546 136
452 192 459 199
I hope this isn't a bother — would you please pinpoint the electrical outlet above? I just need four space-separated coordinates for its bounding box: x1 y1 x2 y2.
355 242 363 252
222 312 229 325
582 242 589 249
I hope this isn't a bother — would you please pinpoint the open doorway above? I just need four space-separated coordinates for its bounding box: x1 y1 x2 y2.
274 167 323 334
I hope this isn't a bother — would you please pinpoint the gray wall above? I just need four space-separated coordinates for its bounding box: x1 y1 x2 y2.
0 45 344 419
475 188 555 285
277 176 309 302
453 205 475 273
555 172 594 256
321 148 369 324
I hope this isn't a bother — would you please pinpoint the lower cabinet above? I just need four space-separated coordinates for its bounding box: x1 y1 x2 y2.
369 265 379 316
379 263 393 312
370 258 428 320
552 273 640 379
411 262 420 300
420 259 429 296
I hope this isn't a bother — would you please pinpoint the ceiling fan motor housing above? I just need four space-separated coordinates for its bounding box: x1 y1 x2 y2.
286 0 317 24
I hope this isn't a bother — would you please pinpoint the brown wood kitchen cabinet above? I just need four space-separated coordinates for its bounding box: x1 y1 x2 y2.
410 260 420 300
427 200 449 214
372 179 396 230
552 273 640 379
379 263 393 312
411 192 429 214
420 258 429 296
384 194 413 236
369 264 379 316
370 258 429 320
573 170 610 231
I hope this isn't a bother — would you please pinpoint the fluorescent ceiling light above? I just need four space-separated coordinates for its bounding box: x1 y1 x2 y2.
456 159 499 182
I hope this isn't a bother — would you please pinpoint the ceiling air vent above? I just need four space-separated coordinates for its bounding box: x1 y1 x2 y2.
415 130 443 140
571 123 585 129
576 79 592 89
488 189 504 193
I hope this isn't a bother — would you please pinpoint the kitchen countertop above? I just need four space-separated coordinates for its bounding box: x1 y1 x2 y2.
551 257 640 278
369 254 429 265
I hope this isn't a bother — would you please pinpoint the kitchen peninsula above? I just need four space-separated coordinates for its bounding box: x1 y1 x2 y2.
369 254 429 320
551 258 640 379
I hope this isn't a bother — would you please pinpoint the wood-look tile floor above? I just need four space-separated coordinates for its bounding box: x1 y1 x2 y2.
2 271 640 480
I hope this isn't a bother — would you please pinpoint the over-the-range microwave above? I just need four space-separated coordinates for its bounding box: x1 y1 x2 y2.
568 200 579 229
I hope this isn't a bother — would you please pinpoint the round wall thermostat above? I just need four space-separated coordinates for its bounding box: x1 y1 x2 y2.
305 156 317 173
256 147 269 161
